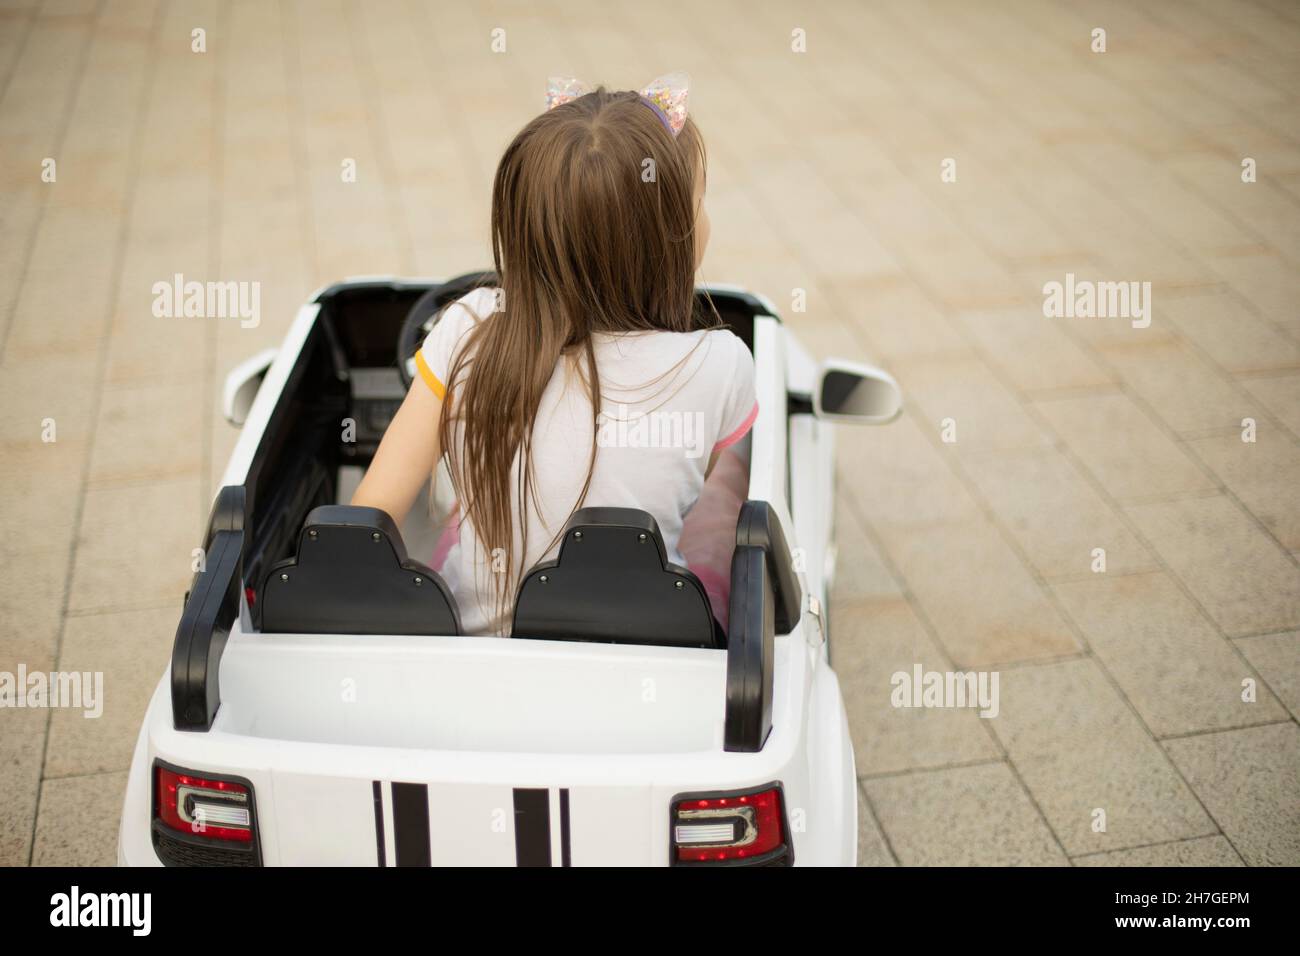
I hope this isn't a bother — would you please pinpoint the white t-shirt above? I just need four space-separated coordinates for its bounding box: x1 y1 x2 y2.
415 288 758 636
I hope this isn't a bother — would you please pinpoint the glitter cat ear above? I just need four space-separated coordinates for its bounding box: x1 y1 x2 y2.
546 75 593 111
639 71 690 137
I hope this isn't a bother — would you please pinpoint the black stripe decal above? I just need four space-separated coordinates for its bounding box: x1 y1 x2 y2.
559 788 572 867
513 788 551 867
372 780 386 867
392 782 431 867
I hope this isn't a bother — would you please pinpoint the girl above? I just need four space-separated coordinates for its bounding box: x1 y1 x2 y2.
352 73 757 636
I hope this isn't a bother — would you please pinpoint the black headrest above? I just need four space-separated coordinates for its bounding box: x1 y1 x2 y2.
511 507 720 648
260 506 459 635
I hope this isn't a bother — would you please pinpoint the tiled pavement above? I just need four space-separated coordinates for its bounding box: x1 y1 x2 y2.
1 0 1297 866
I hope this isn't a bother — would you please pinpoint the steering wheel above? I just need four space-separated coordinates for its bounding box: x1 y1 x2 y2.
396 271 498 389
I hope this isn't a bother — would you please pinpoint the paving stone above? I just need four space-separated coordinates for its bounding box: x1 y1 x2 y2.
1208 252 1300 336
865 762 1068 866
964 448 1157 579
1052 571 1287 736
1074 836 1243 867
0 542 68 666
829 501 903 604
1070 142 1255 254
1098 336 1265 436
87 384 204 487
0 705 48 866
1234 631 1300 722
1164 722 1300 866
1163 292 1300 374
834 598 1000 775
856 786 897 867
826 278 965 364
66 478 202 615
1034 392 1217 501
956 305 1113 394
0 353 96 479
43 606 173 778
789 312 870 367
837 412 982 534
990 658 1217 854
31 771 128 866
891 353 1057 461
1240 372 1300 437
1125 495 1300 637
882 519 1080 668
1187 430 1300 550
1169 171 1300 273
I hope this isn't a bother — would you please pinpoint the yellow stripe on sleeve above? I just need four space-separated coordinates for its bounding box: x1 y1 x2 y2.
414 350 447 400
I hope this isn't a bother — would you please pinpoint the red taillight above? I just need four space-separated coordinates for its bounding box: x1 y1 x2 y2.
672 785 788 864
155 766 253 843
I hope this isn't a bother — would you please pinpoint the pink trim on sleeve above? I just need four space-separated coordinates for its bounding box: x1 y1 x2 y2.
713 401 759 453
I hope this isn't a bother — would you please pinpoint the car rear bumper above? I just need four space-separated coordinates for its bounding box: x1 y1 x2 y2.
119 633 854 866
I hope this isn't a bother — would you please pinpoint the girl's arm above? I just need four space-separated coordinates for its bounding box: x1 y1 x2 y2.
705 448 721 479
350 379 443 527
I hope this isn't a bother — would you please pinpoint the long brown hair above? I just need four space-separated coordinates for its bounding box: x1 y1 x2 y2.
438 86 710 620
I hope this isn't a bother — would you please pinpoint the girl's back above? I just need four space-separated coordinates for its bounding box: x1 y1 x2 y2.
420 287 755 634
353 75 756 634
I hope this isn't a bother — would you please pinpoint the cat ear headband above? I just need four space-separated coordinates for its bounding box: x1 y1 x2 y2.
545 72 690 137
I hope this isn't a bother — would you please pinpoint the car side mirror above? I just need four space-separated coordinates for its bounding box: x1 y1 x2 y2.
813 360 902 425
222 348 277 427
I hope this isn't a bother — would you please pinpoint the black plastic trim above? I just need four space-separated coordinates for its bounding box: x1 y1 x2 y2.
310 276 442 306
699 287 784 324
724 502 800 753
786 391 814 416
171 486 246 732
735 500 801 635
725 547 773 752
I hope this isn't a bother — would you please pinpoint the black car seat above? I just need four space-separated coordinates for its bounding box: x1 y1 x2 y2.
511 507 721 648
260 505 460 635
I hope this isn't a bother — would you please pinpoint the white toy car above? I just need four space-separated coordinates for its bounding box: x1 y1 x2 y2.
117 274 901 867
